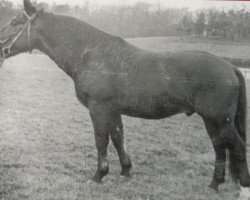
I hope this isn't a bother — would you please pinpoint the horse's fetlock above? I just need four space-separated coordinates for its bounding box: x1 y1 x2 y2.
122 161 132 170
240 176 250 188
98 163 109 179
215 177 225 184
100 167 109 177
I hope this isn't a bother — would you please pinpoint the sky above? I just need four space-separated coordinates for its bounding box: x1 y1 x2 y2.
10 0 250 10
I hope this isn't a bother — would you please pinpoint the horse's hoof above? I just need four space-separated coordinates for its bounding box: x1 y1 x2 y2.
238 187 250 200
208 182 219 192
119 174 131 183
86 179 97 186
120 171 132 178
87 178 102 185
120 174 132 179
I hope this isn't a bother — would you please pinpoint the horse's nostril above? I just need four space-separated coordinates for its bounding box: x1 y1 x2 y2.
3 48 10 56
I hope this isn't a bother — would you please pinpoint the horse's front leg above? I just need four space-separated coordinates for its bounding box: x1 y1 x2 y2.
109 113 132 178
89 100 111 183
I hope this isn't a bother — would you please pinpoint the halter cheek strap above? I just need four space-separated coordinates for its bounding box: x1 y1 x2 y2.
23 10 32 54
27 20 31 54
23 10 31 20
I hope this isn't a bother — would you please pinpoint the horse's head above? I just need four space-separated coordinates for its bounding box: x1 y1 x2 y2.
0 0 43 67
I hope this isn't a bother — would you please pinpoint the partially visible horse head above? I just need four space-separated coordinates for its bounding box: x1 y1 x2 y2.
0 0 43 67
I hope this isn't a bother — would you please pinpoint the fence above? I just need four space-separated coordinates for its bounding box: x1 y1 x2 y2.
239 68 250 80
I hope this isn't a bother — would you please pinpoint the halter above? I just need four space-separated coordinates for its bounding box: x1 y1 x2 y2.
0 10 38 60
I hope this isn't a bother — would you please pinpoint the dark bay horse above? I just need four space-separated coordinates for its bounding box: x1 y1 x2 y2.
0 0 250 198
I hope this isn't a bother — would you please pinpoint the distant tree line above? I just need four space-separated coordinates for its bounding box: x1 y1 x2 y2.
0 0 16 28
1 0 250 40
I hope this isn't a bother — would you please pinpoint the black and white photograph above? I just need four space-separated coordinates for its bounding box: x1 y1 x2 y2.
0 0 250 199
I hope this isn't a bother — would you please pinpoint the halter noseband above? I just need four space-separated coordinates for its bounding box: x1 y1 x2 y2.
0 10 37 60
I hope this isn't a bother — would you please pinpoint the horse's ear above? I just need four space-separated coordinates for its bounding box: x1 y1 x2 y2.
23 0 37 16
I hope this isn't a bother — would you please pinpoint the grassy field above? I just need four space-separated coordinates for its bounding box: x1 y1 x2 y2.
0 37 250 200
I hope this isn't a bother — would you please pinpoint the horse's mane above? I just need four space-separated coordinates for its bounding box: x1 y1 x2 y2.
40 11 128 49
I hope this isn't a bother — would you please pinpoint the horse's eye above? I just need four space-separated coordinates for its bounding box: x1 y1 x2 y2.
10 15 26 26
10 20 18 26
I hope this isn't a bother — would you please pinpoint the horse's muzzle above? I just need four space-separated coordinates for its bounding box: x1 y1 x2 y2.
0 44 9 68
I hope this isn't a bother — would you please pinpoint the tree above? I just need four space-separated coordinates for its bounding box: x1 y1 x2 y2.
0 0 16 29
195 12 206 35
51 4 70 15
181 13 193 35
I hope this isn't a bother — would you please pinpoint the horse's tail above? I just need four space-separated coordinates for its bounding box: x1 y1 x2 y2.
229 67 247 182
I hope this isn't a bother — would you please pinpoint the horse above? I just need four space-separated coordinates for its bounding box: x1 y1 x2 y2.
0 0 250 198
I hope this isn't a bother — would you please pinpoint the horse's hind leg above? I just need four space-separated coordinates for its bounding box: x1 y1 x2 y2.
224 123 250 187
109 114 132 177
203 117 226 190
205 117 250 189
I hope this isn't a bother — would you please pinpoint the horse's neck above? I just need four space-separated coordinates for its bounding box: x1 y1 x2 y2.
36 14 110 78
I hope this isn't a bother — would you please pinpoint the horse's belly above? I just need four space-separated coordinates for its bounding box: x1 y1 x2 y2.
120 95 192 119
121 109 181 119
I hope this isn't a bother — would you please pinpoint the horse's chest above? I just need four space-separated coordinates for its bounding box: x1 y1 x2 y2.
75 87 89 107
74 72 119 107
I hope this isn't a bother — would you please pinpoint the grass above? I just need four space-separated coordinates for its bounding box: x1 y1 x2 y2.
0 37 250 199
